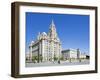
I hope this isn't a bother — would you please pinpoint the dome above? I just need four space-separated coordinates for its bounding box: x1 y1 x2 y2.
32 41 34 43
41 32 47 36
31 41 34 44
30 41 34 46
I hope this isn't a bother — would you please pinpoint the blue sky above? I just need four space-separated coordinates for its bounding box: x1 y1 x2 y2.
26 12 90 54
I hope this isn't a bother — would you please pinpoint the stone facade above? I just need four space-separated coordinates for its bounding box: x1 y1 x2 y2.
61 49 86 60
29 20 62 62
62 49 79 60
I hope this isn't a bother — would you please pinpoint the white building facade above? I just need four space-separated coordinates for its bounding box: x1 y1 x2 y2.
61 49 86 60
29 20 62 62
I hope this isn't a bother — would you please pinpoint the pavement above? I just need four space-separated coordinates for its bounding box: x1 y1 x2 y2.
26 59 90 67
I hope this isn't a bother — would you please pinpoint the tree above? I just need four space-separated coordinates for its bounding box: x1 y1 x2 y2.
32 56 38 63
60 56 64 60
54 56 58 61
26 57 28 61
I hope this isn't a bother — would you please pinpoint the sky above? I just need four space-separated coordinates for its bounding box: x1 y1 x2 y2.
26 12 90 54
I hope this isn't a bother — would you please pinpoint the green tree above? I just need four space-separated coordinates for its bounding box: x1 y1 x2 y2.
54 56 58 61
32 56 38 63
60 56 64 60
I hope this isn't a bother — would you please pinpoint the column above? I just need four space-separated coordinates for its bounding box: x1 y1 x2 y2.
42 39 45 61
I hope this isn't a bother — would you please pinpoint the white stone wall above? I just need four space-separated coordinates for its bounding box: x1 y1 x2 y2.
62 49 80 60
80 54 86 59
69 50 77 59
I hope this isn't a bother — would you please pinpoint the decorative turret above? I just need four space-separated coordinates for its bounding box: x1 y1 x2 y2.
48 20 58 39
37 32 41 40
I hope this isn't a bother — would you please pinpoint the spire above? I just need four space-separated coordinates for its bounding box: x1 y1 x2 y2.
51 19 55 27
50 19 56 30
48 19 58 39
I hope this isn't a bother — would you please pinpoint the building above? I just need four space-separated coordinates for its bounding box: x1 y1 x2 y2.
61 49 80 60
28 20 62 62
80 53 86 59
61 49 87 60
